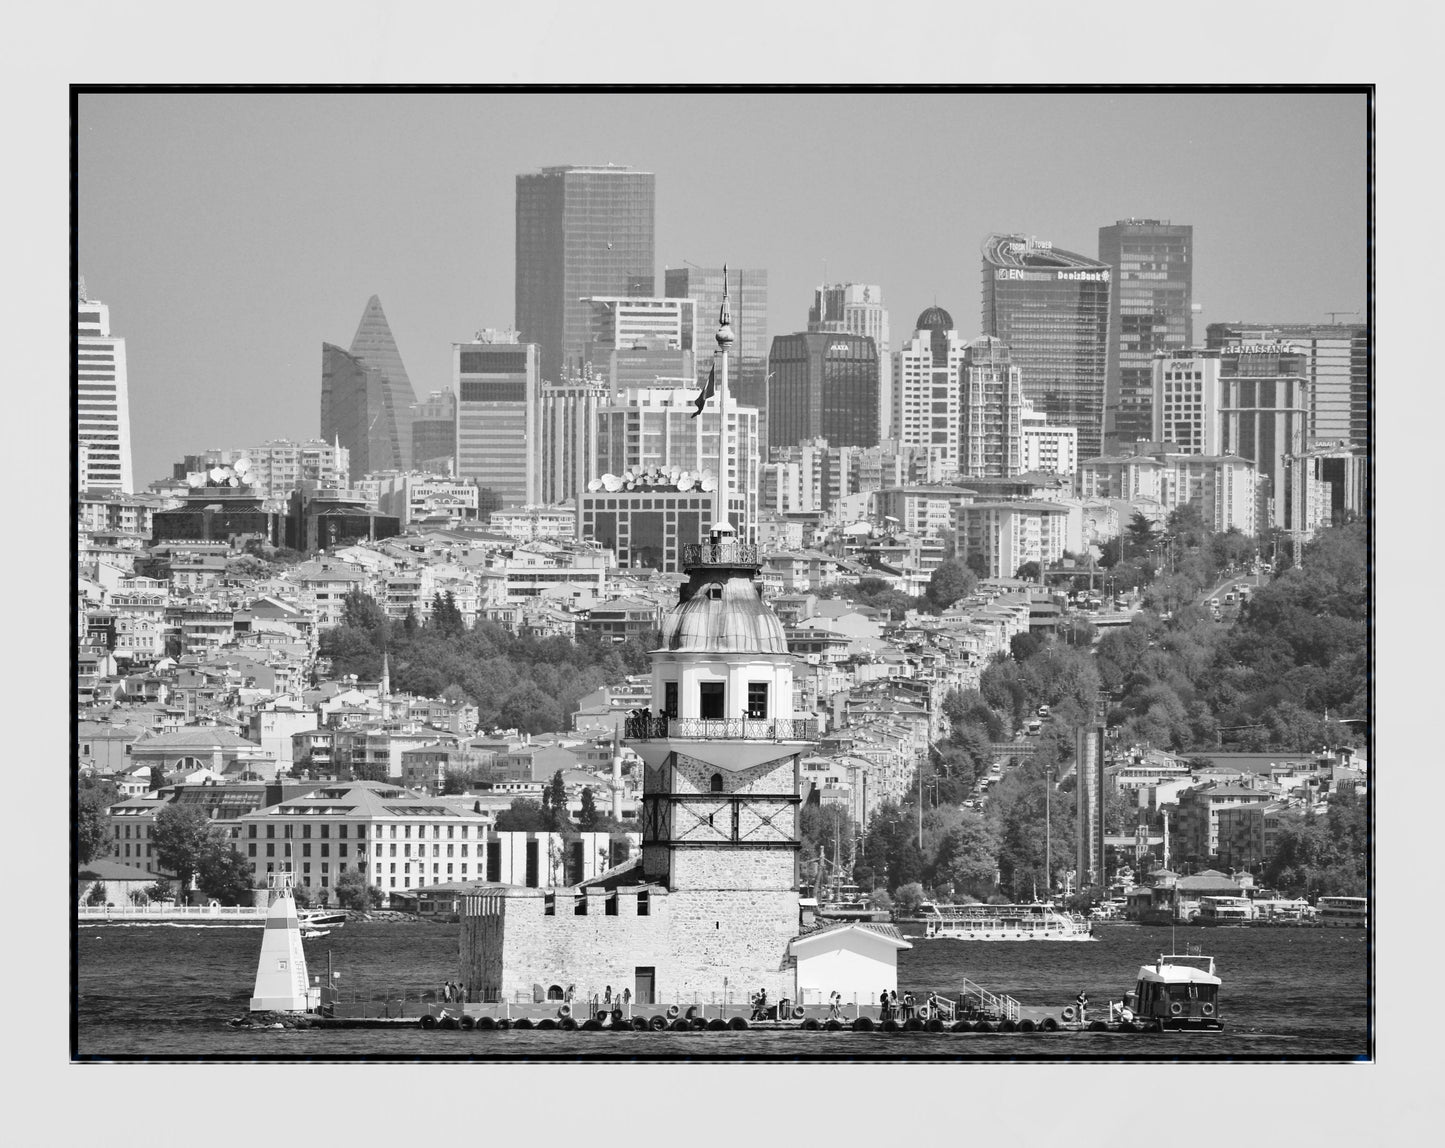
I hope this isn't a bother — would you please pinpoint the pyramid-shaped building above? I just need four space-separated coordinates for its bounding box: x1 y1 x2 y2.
320 296 418 479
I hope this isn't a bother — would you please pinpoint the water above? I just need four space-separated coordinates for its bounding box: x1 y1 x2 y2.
75 921 1370 1061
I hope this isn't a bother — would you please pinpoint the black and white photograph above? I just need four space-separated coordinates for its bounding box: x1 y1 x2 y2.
36 7 1422 1136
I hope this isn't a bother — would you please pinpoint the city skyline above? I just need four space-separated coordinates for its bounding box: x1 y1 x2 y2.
76 91 1367 489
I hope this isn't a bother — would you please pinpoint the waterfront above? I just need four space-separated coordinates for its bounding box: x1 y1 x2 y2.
75 920 1369 1060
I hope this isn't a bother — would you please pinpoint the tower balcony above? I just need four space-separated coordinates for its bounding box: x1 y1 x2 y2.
681 541 762 569
623 714 818 742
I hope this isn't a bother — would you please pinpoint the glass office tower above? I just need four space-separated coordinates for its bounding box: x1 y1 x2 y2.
981 234 1112 463
515 165 655 385
1098 220 1193 451
766 331 880 451
664 266 768 440
453 335 538 509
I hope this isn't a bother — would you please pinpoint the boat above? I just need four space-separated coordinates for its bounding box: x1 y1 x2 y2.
894 901 1093 941
1195 895 1253 925
1315 895 1368 928
1121 946 1223 1031
301 927 330 939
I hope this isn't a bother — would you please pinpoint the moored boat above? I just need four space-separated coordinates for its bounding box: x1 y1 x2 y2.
1122 947 1223 1031
895 901 1093 941
1315 896 1367 928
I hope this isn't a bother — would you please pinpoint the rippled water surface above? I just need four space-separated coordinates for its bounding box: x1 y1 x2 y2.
75 920 1370 1061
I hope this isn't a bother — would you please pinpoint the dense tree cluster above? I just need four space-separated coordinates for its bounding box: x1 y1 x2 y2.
1263 782 1367 896
319 590 656 734
149 804 257 905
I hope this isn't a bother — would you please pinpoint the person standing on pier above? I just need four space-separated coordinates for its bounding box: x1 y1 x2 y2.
1076 991 1088 1024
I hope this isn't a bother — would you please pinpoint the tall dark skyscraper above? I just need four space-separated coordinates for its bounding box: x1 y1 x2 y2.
320 296 418 479
981 234 1112 462
515 165 656 385
1098 219 1193 451
767 331 879 450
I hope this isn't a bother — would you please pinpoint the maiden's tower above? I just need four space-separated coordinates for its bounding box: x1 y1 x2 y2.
459 274 817 1006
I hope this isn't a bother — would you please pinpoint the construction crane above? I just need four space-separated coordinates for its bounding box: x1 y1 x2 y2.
1326 310 1361 323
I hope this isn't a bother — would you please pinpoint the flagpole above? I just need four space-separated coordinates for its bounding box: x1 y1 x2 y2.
714 265 734 532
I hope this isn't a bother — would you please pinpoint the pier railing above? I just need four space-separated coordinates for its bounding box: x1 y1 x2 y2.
77 903 266 920
955 977 1020 1021
623 715 819 741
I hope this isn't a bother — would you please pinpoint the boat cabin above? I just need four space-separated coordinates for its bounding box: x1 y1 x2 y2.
1128 952 1222 1030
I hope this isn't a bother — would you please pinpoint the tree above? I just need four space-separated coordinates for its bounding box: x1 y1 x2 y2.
964 552 989 579
1010 632 1043 662
335 868 381 911
496 799 550 833
196 842 256 905
150 804 214 898
440 769 474 796
77 776 118 864
893 881 926 917
148 764 167 792
1015 561 1041 582
547 770 569 828
926 561 978 610
578 786 599 830
1125 511 1159 557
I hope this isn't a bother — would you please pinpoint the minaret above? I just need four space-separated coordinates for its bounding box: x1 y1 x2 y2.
249 870 318 1013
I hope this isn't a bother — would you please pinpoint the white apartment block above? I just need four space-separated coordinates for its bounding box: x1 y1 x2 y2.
1152 353 1224 455
1020 400 1079 475
77 291 134 492
892 317 968 477
956 501 1069 580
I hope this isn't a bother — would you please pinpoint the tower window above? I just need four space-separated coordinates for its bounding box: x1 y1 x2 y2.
698 682 725 720
664 681 678 719
637 891 650 916
747 682 769 719
710 773 723 793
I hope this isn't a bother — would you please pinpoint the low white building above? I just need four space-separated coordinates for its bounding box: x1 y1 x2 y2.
789 920 911 1004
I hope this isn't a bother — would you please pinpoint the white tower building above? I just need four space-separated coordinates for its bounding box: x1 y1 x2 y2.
77 283 134 492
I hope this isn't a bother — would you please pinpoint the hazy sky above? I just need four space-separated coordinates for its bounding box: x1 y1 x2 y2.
77 90 1367 486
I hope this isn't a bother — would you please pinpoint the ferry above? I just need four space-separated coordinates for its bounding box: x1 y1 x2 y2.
1316 895 1368 928
1122 947 1223 1031
895 901 1093 941
1195 895 1253 925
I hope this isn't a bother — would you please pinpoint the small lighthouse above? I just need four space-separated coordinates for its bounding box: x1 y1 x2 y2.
249 869 318 1013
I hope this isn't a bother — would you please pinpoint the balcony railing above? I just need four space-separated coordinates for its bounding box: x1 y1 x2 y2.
681 542 761 568
623 715 818 742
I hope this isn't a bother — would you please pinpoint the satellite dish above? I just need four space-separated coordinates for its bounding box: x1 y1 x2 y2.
586 478 603 492
209 468 224 483
677 472 695 491
668 466 681 483
186 474 204 489
228 477 239 487
602 473 622 492
700 475 717 492
621 470 635 484
234 458 252 475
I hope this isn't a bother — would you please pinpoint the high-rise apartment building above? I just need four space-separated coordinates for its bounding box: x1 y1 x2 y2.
961 336 1024 479
1205 322 1368 451
892 307 967 478
809 282 890 439
175 439 352 500
76 286 133 492
1152 350 1224 456
665 266 768 439
410 390 457 475
767 332 880 452
453 332 538 509
981 234 1112 463
515 164 656 384
1098 220 1193 451
538 373 606 506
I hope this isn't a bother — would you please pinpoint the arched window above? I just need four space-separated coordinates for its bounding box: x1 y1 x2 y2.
547 984 565 1000
710 773 724 793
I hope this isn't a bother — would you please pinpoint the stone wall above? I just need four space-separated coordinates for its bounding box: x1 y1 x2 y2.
461 884 801 1004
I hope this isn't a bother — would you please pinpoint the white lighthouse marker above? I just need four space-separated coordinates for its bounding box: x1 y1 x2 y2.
248 869 317 1013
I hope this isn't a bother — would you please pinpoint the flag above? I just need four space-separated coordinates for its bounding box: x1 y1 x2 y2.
690 362 716 418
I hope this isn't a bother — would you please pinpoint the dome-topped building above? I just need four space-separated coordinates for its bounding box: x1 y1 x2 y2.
914 304 954 333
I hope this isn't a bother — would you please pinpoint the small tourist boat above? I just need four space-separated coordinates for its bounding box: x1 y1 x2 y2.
1122 947 1223 1031
1315 895 1367 928
895 901 1093 941
301 927 330 939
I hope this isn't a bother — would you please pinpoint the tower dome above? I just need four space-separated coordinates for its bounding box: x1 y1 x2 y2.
915 305 954 333
660 558 789 654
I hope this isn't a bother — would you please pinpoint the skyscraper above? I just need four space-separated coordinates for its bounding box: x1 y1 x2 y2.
1152 350 1224 456
981 234 1112 463
537 373 606 506
1098 220 1193 451
348 295 418 469
809 282 890 439
583 296 696 392
892 307 967 477
515 164 656 384
321 296 418 480
410 390 457 475
1216 340 1313 535
767 332 880 451
76 284 133 492
453 331 538 509
1205 321 1368 451
961 336 1024 479
664 266 768 439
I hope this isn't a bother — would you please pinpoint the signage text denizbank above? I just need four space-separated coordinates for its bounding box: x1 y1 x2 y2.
995 268 1110 282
